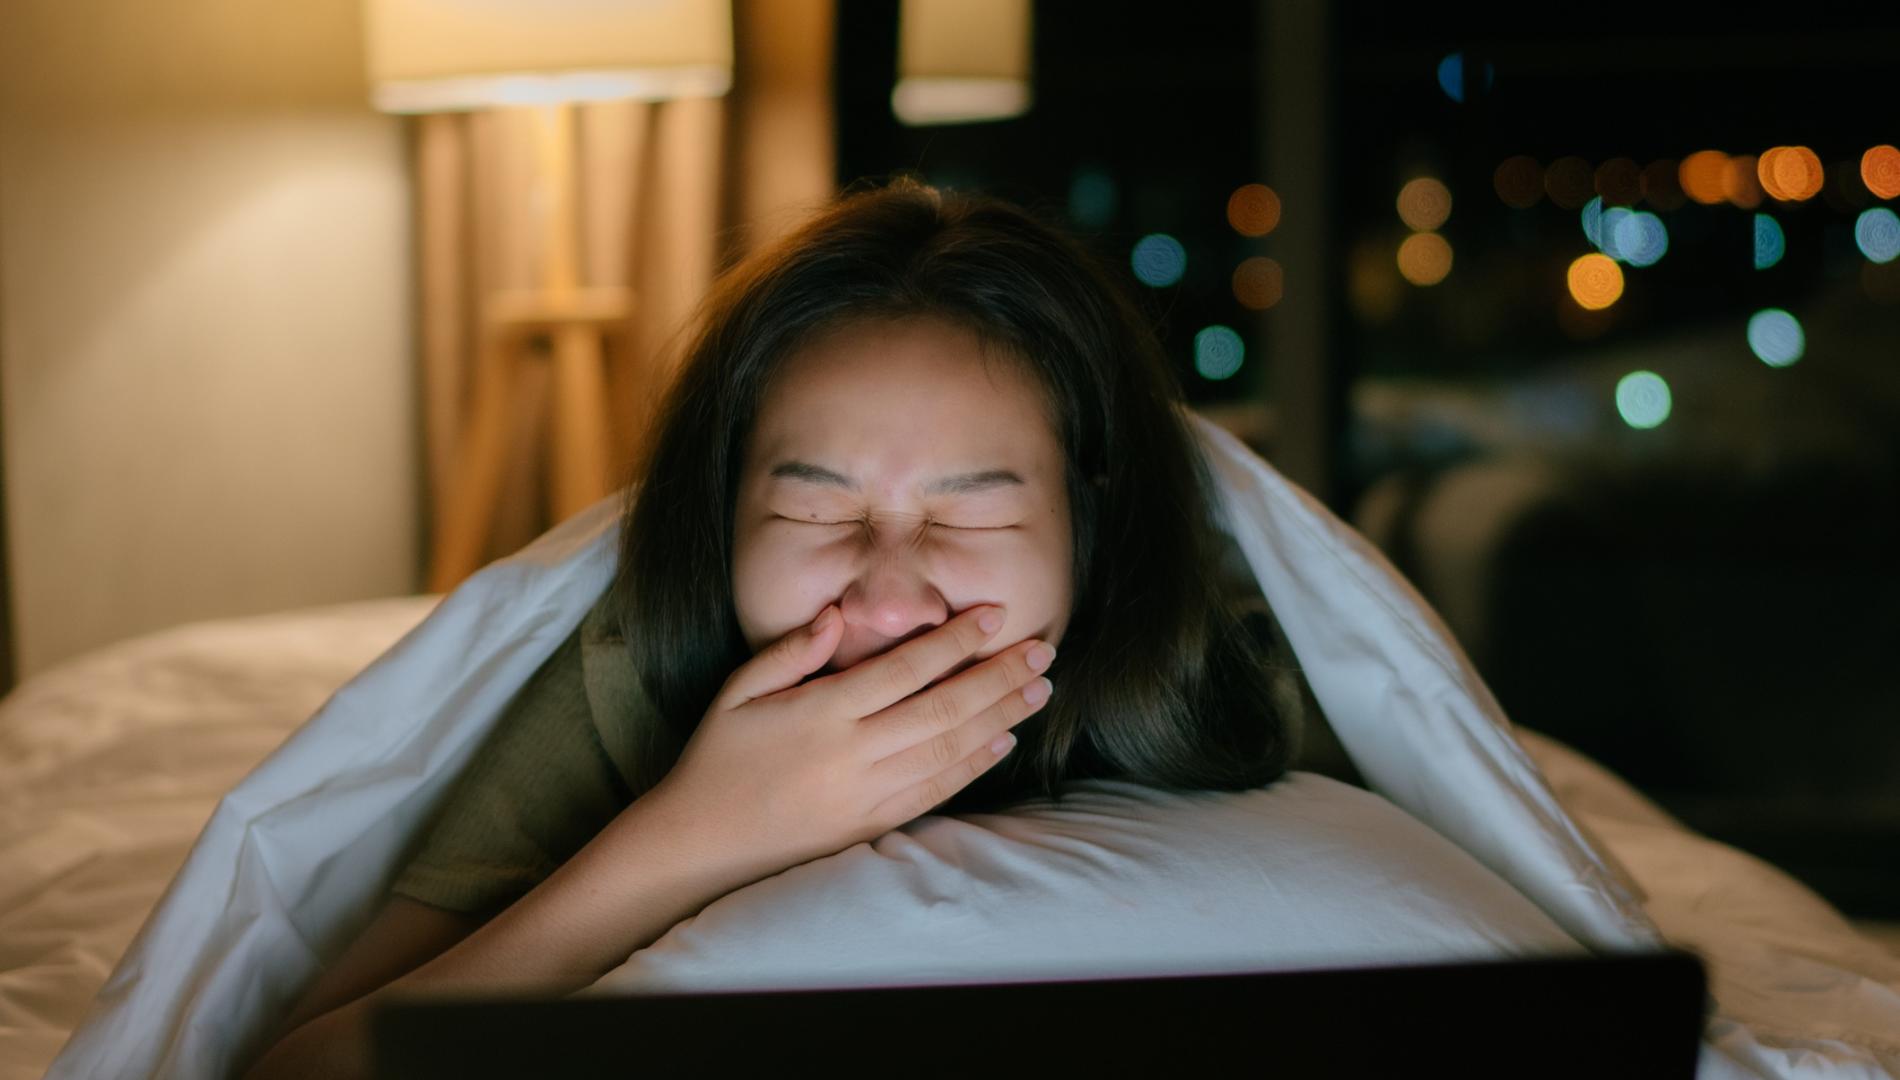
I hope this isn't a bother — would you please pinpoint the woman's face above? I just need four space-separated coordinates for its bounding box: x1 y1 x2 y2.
732 315 1074 679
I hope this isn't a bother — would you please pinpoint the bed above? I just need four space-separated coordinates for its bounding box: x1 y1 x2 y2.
6 420 1899 1078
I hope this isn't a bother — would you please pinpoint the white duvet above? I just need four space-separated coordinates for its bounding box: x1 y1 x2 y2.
2 414 1894 1078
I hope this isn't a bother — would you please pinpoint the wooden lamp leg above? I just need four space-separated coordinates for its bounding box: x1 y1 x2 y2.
535 103 613 524
427 331 520 594
548 322 612 520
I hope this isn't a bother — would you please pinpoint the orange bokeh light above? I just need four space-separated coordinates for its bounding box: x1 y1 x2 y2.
1864 145 1900 200
1396 232 1453 286
1567 253 1624 310
1723 154 1763 209
1759 146 1823 202
1232 256 1285 310
1641 159 1685 211
1679 150 1729 205
1544 156 1595 210
1494 156 1543 208
1595 157 1642 206
1396 177 1452 231
1227 184 1283 237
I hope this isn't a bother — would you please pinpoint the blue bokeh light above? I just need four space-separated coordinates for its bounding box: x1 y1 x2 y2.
1747 308 1805 367
1584 198 1665 266
1856 207 1900 264
1124 233 1185 289
1193 325 1245 380
1615 371 1671 430
1436 52 1495 103
1067 167 1118 230
1599 207 1635 260
1615 211 1668 267
1753 214 1786 270
1131 233 1187 287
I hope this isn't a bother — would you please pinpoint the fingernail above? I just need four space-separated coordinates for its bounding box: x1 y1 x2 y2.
978 607 1005 634
1022 676 1052 706
1026 643 1055 672
813 607 837 635
989 731 1017 755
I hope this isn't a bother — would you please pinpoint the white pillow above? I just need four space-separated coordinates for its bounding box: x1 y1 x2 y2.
586 772 1584 996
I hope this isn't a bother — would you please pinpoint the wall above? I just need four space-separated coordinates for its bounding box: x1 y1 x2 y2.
0 0 418 682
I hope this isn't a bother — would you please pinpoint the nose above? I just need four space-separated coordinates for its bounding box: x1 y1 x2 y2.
838 548 950 647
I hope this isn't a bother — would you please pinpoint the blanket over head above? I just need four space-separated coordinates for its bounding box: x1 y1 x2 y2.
48 413 1810 1078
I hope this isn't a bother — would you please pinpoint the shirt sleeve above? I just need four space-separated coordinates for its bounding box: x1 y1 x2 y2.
388 619 635 916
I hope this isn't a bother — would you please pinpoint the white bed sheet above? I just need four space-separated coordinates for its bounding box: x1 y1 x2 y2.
1 596 1894 1079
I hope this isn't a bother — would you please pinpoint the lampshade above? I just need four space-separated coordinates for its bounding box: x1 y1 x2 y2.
892 0 1032 126
364 0 733 113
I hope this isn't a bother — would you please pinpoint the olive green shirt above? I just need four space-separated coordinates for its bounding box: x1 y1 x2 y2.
388 587 662 916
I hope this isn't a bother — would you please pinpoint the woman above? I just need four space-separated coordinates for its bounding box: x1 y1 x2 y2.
245 176 1305 1078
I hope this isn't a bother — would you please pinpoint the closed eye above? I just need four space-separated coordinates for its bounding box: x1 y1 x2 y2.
776 515 1016 532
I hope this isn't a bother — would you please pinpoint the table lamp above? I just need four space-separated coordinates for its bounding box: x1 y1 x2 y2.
363 0 733 592
893 0 1032 126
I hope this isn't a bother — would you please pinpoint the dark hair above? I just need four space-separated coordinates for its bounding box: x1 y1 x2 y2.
608 175 1295 812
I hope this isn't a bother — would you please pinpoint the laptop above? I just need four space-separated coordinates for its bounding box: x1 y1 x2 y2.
372 950 1708 1078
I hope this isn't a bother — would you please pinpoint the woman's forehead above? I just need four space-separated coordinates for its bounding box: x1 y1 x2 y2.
746 316 1062 482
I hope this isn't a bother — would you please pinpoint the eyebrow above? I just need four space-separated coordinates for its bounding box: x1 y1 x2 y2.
768 461 1026 497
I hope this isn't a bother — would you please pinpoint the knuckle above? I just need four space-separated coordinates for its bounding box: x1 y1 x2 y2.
881 653 923 696
916 776 949 816
968 752 991 782
929 728 961 769
772 632 805 665
926 688 963 731
992 654 1028 696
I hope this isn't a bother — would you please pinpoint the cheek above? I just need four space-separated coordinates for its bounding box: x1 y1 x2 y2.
730 525 854 649
936 531 1074 644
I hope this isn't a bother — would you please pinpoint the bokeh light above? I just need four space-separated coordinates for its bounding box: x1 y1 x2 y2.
1758 146 1823 202
1583 199 1661 265
1856 207 1900 263
1679 150 1729 205
1567 253 1624 310
1641 159 1685 210
1822 160 1867 212
1580 196 1603 247
1595 157 1642 205
1398 176 1451 231
1231 256 1284 310
1723 154 1763 209
1348 241 1403 322
1746 308 1805 367
1068 167 1119 229
1494 156 1544 208
1754 213 1786 270
1614 212 1668 267
1131 233 1186 287
1397 177 1452 231
1615 371 1671 430
1226 183 1282 237
1194 325 1245 380
1599 207 1635 259
1396 232 1453 286
1864 259 1900 304
1544 156 1595 210
1863 145 1900 200
1436 52 1494 103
